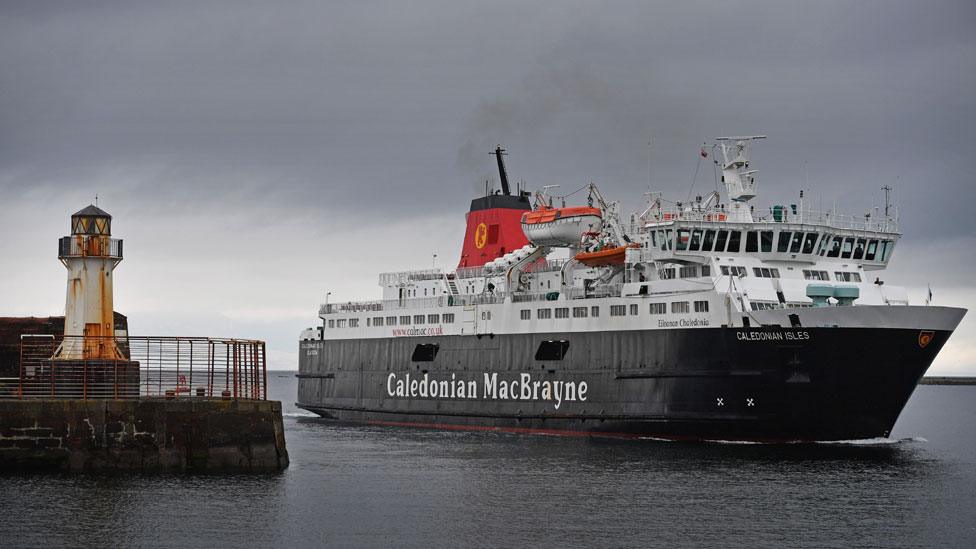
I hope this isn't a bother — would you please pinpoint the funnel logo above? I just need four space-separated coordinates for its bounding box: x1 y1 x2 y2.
474 222 488 249
918 330 935 349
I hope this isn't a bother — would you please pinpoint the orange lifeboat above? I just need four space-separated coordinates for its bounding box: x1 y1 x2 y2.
521 206 603 247
574 243 640 267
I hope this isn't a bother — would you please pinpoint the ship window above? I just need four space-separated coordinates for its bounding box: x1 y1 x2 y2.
701 265 711 277
649 231 657 248
443 313 455 323
386 316 397 325
349 319 359 328
328 319 335 328
802 233 818 254
649 303 666 314
803 270 829 281
676 229 690 251
424 288 428 296
520 309 531 320
714 230 729 252
789 232 803 253
400 315 411 325
336 319 347 328
671 301 690 314
694 300 709 313
752 267 780 278
630 304 639 316
853 238 866 260
572 307 588 318
689 229 702 251
411 344 440 362
591 306 600 317
817 234 832 256
659 268 676 280
414 315 425 324
727 231 741 252
702 230 716 251
555 307 569 319
610 305 626 316
745 231 758 252
428 314 440 324
760 231 774 253
827 237 842 257
665 229 674 251
865 239 879 261
777 231 791 253
535 340 570 361
880 240 893 261
835 271 862 283
373 317 384 327
679 266 698 278
841 237 854 259
537 308 552 319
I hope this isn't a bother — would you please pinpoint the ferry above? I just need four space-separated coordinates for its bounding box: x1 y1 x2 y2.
297 139 965 441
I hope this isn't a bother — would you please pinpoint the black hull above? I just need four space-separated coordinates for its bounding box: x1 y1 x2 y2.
297 326 954 441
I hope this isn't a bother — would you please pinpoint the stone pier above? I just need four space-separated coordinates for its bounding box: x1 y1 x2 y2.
0 399 289 471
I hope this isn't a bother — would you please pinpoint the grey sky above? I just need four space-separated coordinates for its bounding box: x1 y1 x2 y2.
2 1 975 372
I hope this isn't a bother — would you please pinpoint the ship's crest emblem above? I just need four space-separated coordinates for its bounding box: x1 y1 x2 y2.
918 330 935 349
474 222 488 249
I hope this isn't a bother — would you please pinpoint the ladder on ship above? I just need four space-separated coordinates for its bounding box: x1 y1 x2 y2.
445 276 459 295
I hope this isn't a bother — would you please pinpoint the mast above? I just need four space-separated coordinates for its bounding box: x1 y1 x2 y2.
492 146 511 196
716 135 766 223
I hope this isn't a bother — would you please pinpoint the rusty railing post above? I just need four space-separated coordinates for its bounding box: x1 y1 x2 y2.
261 342 268 401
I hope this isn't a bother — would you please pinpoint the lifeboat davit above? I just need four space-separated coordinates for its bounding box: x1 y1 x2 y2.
574 243 639 267
520 206 603 247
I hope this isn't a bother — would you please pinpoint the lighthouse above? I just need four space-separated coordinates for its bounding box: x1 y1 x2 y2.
56 205 124 360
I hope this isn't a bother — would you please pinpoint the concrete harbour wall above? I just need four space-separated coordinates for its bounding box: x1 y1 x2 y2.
0 399 288 471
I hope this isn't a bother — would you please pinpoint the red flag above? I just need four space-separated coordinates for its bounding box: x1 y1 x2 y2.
700 146 708 159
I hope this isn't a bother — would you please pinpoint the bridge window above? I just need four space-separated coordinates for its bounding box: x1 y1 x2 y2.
789 232 803 253
817 234 832 256
777 231 791 253
745 231 758 252
727 231 742 252
840 237 854 258
853 238 867 260
827 237 842 257
880 240 893 261
649 303 666 314
802 232 819 254
676 229 690 251
689 229 702 251
610 305 626 316
671 302 690 314
760 231 774 252
443 314 455 323
865 239 879 261
537 308 551 319
715 230 729 251
702 230 716 251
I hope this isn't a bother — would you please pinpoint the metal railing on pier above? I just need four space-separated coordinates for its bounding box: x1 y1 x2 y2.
13 335 267 400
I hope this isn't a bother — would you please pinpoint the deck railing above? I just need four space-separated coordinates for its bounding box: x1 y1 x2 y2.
12 335 266 400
